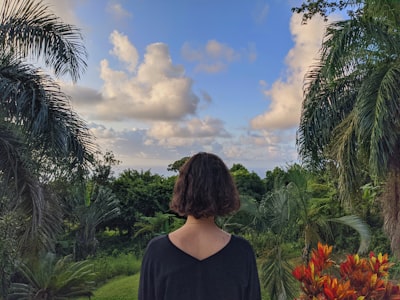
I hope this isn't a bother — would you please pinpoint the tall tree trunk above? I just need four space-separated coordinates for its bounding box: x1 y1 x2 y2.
381 168 400 258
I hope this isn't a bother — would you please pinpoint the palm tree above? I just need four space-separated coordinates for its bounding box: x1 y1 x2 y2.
259 185 298 300
296 0 400 256
0 0 94 237
0 0 95 295
69 184 120 260
9 253 96 300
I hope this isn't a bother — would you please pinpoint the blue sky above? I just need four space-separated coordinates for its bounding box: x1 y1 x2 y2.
45 0 330 177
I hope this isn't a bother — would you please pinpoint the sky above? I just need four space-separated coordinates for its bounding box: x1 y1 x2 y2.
42 0 331 177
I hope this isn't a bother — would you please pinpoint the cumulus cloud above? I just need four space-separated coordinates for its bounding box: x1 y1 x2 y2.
61 84 104 120
87 122 234 174
251 13 327 130
182 40 242 73
147 117 231 147
88 123 176 171
45 0 84 25
61 31 232 153
95 33 199 121
109 30 138 72
218 128 298 173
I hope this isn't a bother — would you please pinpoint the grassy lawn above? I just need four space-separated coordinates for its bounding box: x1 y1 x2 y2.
76 264 270 300
81 272 271 300
80 273 140 300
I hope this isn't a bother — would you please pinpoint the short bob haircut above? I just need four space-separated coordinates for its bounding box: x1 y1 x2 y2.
170 152 240 219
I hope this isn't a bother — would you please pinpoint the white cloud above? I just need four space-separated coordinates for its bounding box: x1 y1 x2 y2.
45 0 84 25
182 40 241 73
87 122 234 174
95 36 199 121
87 119 297 176
251 13 327 130
61 84 103 120
109 30 138 72
205 40 239 61
61 32 233 155
137 43 185 83
218 128 298 174
147 117 231 146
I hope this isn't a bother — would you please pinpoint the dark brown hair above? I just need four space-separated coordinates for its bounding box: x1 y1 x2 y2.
170 152 240 219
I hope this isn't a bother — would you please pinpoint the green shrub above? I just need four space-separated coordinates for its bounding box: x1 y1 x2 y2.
90 253 141 284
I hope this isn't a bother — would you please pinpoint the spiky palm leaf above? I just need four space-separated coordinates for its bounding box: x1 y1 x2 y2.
261 245 298 300
9 253 96 300
0 53 96 170
69 184 120 259
329 215 371 254
0 0 87 82
0 121 63 256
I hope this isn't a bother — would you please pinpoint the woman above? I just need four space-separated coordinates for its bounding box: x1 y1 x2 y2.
138 152 261 300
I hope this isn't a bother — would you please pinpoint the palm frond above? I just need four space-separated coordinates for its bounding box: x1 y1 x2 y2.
10 253 95 299
297 60 359 168
0 123 43 233
356 60 400 178
266 188 292 235
328 215 371 254
327 111 361 201
0 122 62 256
0 53 96 169
261 246 298 300
0 0 87 82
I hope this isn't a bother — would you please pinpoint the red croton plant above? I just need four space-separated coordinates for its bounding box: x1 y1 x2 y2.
292 242 400 300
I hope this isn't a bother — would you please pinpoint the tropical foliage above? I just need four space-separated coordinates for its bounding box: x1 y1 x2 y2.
1 0 399 299
0 0 94 255
254 164 371 299
9 253 96 300
0 0 97 297
296 0 400 257
293 242 400 299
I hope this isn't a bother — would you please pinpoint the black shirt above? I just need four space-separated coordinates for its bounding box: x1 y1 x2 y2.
138 235 261 300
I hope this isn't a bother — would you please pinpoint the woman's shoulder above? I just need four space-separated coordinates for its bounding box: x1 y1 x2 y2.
230 235 255 253
231 234 251 244
148 234 168 245
144 235 169 253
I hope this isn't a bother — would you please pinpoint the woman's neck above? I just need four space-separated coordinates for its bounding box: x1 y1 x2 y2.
184 215 216 226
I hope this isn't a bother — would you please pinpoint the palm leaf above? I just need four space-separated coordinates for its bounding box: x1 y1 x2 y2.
328 215 371 254
0 0 87 82
261 246 298 300
356 60 400 178
0 122 54 250
0 53 96 169
10 253 95 299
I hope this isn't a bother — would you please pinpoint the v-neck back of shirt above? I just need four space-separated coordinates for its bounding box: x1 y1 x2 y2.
166 234 233 262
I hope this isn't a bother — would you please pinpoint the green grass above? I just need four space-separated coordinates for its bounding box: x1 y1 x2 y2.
80 271 272 300
90 252 141 283
79 273 140 300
